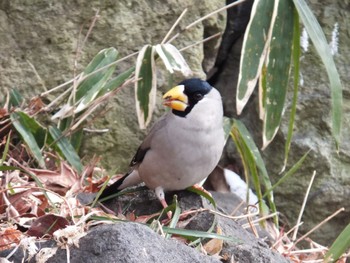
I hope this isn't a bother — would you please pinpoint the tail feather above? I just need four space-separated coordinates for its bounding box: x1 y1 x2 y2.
99 170 142 201
99 173 130 200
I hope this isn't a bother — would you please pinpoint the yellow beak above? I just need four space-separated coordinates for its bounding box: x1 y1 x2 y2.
162 85 188 111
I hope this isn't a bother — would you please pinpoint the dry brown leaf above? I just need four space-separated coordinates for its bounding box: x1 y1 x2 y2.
0 227 22 251
203 226 223 256
27 214 69 238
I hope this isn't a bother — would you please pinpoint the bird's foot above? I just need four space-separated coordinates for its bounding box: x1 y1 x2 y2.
155 186 172 219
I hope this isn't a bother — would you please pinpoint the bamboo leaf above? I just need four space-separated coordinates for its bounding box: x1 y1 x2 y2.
10 112 46 168
230 119 277 225
262 0 294 148
48 126 83 173
98 66 135 96
236 0 275 114
155 44 192 77
281 8 300 172
135 45 157 129
75 48 119 113
293 0 343 148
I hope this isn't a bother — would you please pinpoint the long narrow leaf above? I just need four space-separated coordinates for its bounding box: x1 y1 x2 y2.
281 8 300 172
76 47 119 102
10 112 46 168
231 119 277 225
236 0 275 114
293 0 343 148
135 45 157 129
262 0 294 148
98 66 135 96
162 226 240 243
48 126 83 173
263 150 310 198
324 223 350 262
75 48 119 113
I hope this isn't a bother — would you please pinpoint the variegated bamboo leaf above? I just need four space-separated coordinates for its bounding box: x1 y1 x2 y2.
236 0 275 114
135 45 157 129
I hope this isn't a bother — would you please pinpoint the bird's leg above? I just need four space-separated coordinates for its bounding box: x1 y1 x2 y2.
155 186 172 219
192 184 212 197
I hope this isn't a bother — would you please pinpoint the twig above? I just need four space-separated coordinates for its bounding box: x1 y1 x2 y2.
293 207 345 247
179 32 222 52
292 170 316 241
166 0 247 43
27 60 47 92
161 8 188 44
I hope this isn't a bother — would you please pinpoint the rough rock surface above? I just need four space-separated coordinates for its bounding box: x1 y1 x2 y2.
0 0 225 170
1 190 290 262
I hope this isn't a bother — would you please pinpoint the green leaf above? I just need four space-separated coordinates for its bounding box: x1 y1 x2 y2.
263 150 310 198
293 0 343 148
223 116 234 142
98 66 135 96
135 45 157 129
262 0 294 148
161 226 241 243
155 44 192 76
9 88 24 108
48 126 83 173
236 0 275 114
10 112 46 168
75 48 119 113
281 8 300 172
230 119 277 225
324 223 350 262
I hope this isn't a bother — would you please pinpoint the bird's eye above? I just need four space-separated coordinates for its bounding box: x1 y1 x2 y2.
193 92 203 101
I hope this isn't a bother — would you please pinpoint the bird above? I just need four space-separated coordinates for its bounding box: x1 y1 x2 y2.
99 78 225 215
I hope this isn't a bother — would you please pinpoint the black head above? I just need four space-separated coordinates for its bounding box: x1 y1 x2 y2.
174 78 212 117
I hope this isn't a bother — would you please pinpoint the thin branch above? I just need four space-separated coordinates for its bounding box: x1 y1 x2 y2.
293 207 345 247
161 8 188 44
27 60 47 92
166 0 247 43
179 32 222 52
292 170 316 241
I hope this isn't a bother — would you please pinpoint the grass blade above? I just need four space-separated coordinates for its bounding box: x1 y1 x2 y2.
293 0 343 148
324 222 350 262
263 150 310 198
162 226 241 243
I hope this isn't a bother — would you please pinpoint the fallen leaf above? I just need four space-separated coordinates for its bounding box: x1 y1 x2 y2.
203 226 224 255
27 214 69 238
0 227 22 251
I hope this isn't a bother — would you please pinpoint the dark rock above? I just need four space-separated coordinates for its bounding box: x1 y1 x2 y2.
48 223 221 263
